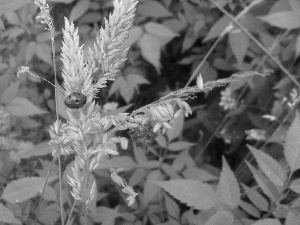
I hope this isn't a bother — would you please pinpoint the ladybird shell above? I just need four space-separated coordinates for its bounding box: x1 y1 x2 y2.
64 92 87 109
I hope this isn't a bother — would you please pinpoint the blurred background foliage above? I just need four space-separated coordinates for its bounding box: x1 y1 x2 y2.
1 0 300 224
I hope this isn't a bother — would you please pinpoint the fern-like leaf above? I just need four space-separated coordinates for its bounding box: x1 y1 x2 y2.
284 112 300 172
216 157 240 209
251 219 281 225
248 145 287 187
246 161 280 202
154 179 218 211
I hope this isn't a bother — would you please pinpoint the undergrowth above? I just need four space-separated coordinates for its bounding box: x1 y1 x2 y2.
0 0 300 225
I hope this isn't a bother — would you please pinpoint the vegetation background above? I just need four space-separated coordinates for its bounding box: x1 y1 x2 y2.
0 0 300 224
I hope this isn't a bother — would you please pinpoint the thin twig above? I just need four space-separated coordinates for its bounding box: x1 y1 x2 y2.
66 200 76 225
194 0 270 161
234 30 293 177
236 105 295 179
58 157 64 225
185 0 263 87
209 0 300 89
48 7 64 225
33 158 56 225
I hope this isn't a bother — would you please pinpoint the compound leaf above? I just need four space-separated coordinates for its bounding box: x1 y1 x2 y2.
284 112 300 172
251 219 281 225
217 157 240 209
248 145 287 187
1 177 48 203
0 203 21 224
154 179 218 210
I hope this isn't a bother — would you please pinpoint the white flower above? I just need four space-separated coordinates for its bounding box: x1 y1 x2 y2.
245 129 266 141
197 74 203 90
102 102 119 113
219 88 236 110
287 88 300 109
262 114 277 122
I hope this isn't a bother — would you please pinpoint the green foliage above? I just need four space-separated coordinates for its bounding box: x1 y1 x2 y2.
1 0 300 225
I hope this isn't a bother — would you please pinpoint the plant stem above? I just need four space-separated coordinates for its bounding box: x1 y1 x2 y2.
33 158 56 225
185 0 262 88
59 157 64 225
209 0 300 89
66 200 76 225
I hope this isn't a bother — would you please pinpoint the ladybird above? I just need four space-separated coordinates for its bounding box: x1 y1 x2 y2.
64 92 87 109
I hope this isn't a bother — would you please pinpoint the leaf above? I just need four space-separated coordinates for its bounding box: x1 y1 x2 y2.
284 112 300 172
0 71 11 98
203 16 230 42
42 186 57 202
17 141 51 159
103 104 133 117
0 0 30 13
138 33 161 73
109 74 149 103
138 0 173 18
96 156 136 171
259 11 300 29
216 157 240 209
133 141 148 164
4 11 20 25
20 117 39 128
180 0 198 24
166 113 184 141
248 145 287 187
289 178 300 194
145 22 178 40
25 42 36 64
38 204 60 225
296 33 300 56
246 161 280 201
144 170 163 207
270 0 291 14
204 211 234 225
286 210 300 225
163 17 187 33
109 76 124 97
182 167 218 182
0 81 20 104
154 179 218 211
289 0 300 10
69 0 90 21
161 163 180 179
92 206 133 225
155 134 167 147
122 26 143 49
182 27 198 52
36 31 51 42
3 27 24 39
129 168 146 187
241 184 269 211
47 0 75 3
239 200 260 218
251 219 281 225
6 97 47 117
199 61 218 83
35 43 52 65
168 141 196 151
56 84 68 120
1 177 47 203
165 194 180 220
228 29 249 66
0 203 21 224
92 207 120 225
